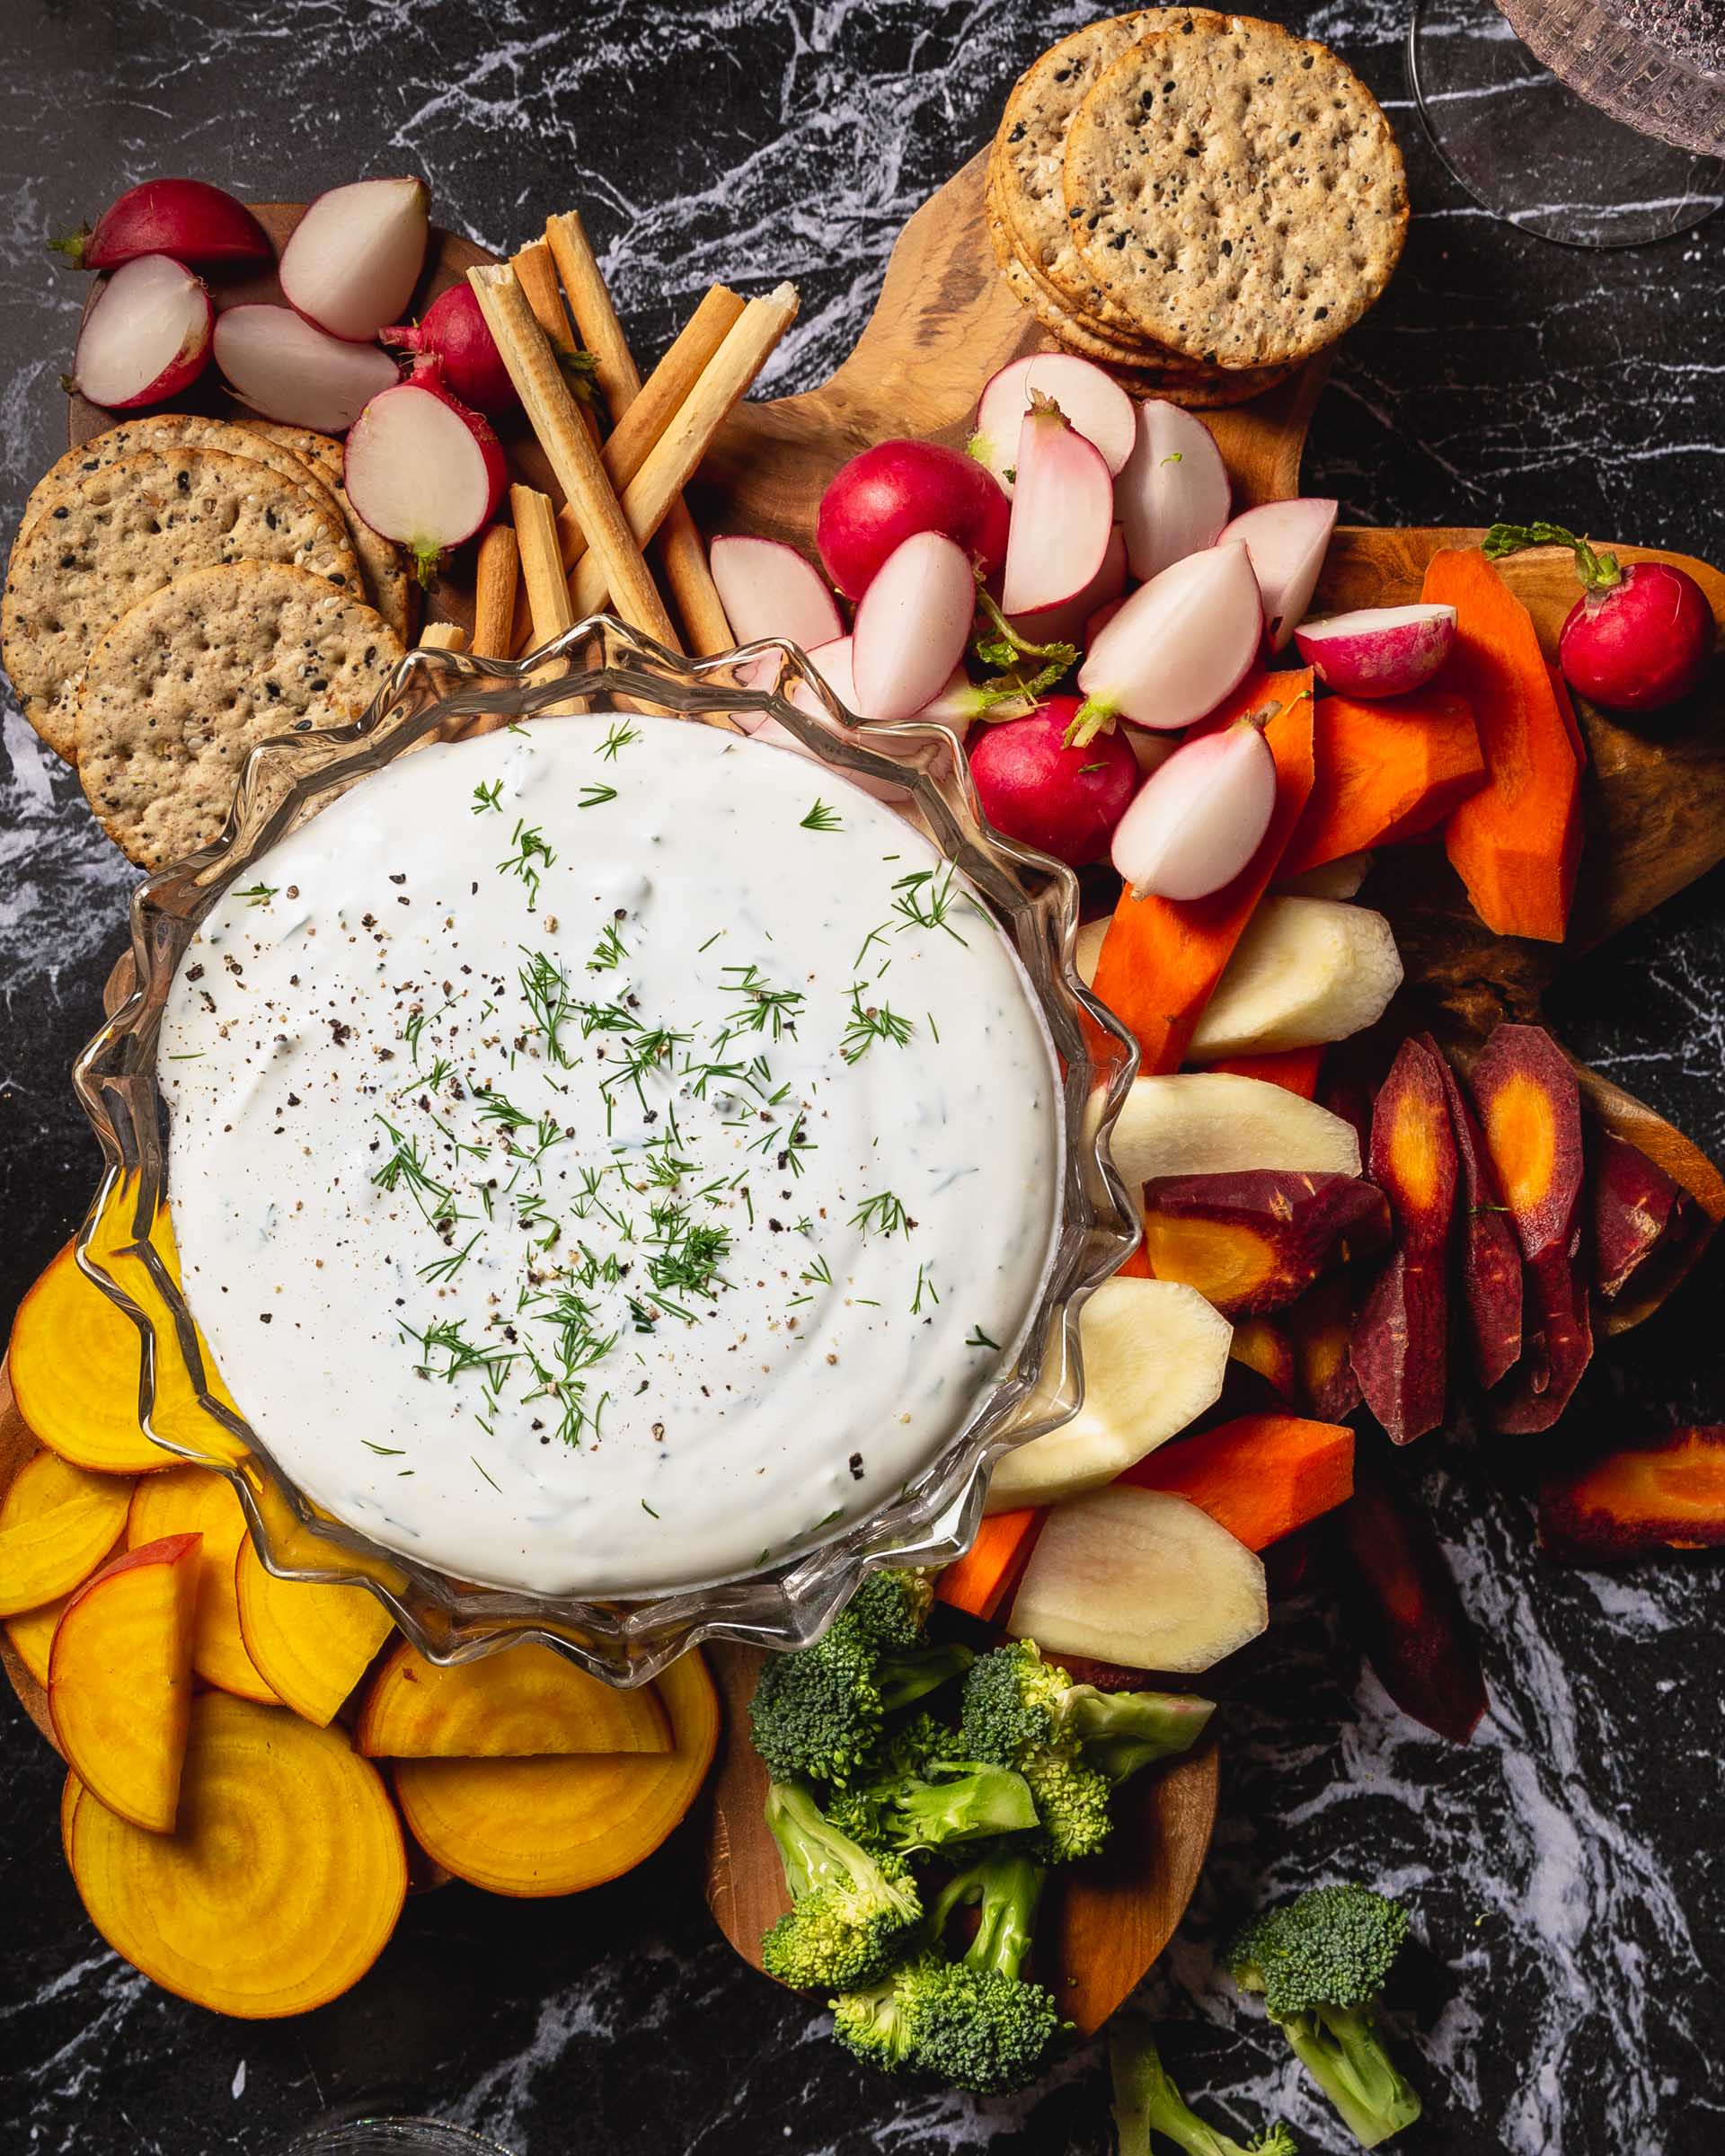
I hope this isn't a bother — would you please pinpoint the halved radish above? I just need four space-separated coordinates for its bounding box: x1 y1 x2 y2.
1084 592 1127 652
1115 401 1230 584
343 360 507 581
1075 543 1262 736
71 254 212 410
382 287 516 415
1013 525 1127 650
1221 498 1338 652
279 177 429 342
55 180 270 271
850 530 977 721
214 305 399 431
750 640 907 800
1110 709 1278 899
816 440 1009 601
1001 396 1113 615
970 353 1136 495
1295 603 1457 697
710 535 843 656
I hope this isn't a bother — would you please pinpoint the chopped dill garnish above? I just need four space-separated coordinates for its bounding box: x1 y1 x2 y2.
911 1264 939 1316
598 720 640 761
587 919 627 973
964 1323 1001 1350
471 780 504 815
801 799 843 833
850 1190 911 1239
891 864 969 944
498 819 556 909
840 985 915 1064
579 782 619 809
236 881 278 906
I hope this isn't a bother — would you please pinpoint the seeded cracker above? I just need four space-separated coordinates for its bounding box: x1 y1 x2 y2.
238 420 414 642
2 447 361 762
1062 13 1409 368
75 561 404 870
21 414 332 536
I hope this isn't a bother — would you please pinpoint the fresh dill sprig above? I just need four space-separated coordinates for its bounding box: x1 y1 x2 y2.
587 919 627 973
840 984 915 1064
719 962 805 1041
518 948 576 1065
597 720 640 761
236 881 278 907
964 1322 1001 1350
579 782 618 809
499 819 555 908
471 780 504 815
850 1190 911 1238
801 799 843 833
891 864 969 945
911 1264 939 1316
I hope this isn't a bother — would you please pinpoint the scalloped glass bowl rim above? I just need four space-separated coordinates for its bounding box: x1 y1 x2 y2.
71 618 1138 1686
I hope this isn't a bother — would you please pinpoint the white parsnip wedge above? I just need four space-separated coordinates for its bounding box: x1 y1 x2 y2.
1187 897 1403 1059
1073 915 1109 990
1010 1486 1268 1674
986 1278 1232 1513
1112 1072 1362 1189
1274 850 1373 901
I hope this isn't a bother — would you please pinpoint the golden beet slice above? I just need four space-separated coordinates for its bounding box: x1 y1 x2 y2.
6 1593 68 1687
394 1648 718 1895
49 1533 200 1833
63 1692 406 2017
128 1468 276 1701
234 1537 394 1728
8 1241 168 1476
0 1451 134 1617
356 1637 671 1759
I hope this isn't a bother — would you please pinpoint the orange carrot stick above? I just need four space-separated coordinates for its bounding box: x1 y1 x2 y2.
933 1510 1045 1621
1199 1047 1324 1099
1280 688 1484 875
1424 549 1581 943
1121 1412 1355 1550
1092 668 1316 1074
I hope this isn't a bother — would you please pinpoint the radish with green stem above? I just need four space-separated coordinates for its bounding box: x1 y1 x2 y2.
1115 400 1231 583
1001 394 1114 615
1295 603 1455 696
1221 498 1338 652
970 352 1135 494
970 697 1140 867
70 253 212 409
343 357 506 583
850 529 977 720
1075 543 1262 740
816 438 1009 600
279 177 429 342
51 179 270 271
1485 520 1715 712
382 287 516 414
214 303 399 431
1110 707 1278 900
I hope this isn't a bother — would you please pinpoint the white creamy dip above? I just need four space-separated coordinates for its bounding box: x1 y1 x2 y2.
159 713 1062 1595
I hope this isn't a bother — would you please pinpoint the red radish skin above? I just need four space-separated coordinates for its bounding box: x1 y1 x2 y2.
53 179 271 272
1076 542 1262 737
970 698 1140 867
1001 394 1113 614
709 535 843 655
1222 497 1338 652
343 358 506 582
382 287 515 415
1115 400 1231 583
1295 604 1456 697
1110 711 1278 900
850 530 977 721
72 254 213 410
214 304 399 432
816 439 1009 601
970 352 1136 494
279 177 429 343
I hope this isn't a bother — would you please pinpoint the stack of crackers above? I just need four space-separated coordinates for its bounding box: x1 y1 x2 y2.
987 9 1409 407
1 413 412 869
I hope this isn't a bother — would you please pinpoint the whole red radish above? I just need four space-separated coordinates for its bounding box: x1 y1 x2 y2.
817 438 1009 601
1110 706 1278 900
51 179 270 271
70 254 213 409
383 287 515 415
1486 520 1714 712
343 357 507 582
969 697 1140 867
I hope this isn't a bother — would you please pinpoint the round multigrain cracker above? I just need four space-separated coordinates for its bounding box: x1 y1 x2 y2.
20 415 332 543
2 448 361 763
1063 13 1409 368
236 420 413 644
75 561 405 869
990 12 1164 343
986 167 1177 365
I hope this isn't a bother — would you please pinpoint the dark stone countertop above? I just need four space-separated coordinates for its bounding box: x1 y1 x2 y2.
2 4 1721 2152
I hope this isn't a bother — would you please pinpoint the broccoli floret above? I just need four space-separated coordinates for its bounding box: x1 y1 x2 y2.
1228 1885 1421 2149
759 1780 923 1990
1059 1682 1216 1783
827 1758 1039 1855
1110 2012 1297 2156
748 1612 971 1787
830 1951 942 2076
848 1568 934 1647
907 1851 1065 2094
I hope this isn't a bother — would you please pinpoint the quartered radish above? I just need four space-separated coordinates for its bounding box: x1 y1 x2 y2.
1013 525 1127 651
1076 542 1262 736
710 535 843 656
1115 400 1230 584
71 253 213 410
1295 603 1456 697
383 287 516 415
969 696 1140 866
970 352 1135 495
214 305 399 431
1110 706 1277 900
1084 591 1127 651
1001 395 1113 614
1222 497 1338 652
343 359 507 581
53 179 270 271
751 639 908 800
850 530 977 721
279 177 429 342
816 439 1009 601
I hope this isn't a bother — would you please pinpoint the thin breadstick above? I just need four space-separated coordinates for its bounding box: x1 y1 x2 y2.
466 263 679 650
417 622 469 652
472 525 520 659
511 239 579 361
509 482 586 716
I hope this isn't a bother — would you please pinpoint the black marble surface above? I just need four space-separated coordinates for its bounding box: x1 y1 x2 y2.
3 4 1723 2152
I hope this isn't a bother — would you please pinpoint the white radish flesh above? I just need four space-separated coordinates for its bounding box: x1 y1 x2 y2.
971 352 1136 494
1294 603 1456 696
1078 543 1262 733
986 1278 1232 1512
1001 397 1113 615
1012 525 1126 650
1115 401 1231 583
1187 897 1404 1058
214 305 399 432
1221 497 1338 652
1010 1485 1268 1674
709 535 843 656
850 530 976 721
1111 1073 1363 1188
751 637 910 800
343 374 506 575
72 254 212 409
1110 712 1276 900
279 177 429 342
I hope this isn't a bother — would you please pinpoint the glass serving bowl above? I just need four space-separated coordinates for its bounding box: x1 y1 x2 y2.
71 618 1137 1686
